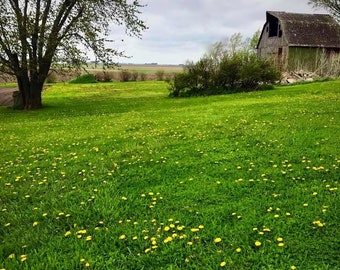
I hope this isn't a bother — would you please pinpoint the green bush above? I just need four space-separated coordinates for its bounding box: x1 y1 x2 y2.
169 52 280 97
69 73 97 84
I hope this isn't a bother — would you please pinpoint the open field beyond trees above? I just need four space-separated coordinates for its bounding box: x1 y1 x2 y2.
0 80 339 269
0 65 184 84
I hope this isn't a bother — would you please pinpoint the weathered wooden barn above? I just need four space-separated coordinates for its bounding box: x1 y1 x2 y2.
257 11 340 71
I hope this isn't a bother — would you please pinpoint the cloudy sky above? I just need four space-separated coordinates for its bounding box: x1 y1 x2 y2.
110 0 326 65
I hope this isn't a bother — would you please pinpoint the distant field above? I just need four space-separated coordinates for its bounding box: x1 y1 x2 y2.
110 64 184 74
0 80 339 269
0 64 184 83
86 64 184 75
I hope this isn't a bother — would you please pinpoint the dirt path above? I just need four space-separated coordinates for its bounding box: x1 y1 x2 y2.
0 87 17 106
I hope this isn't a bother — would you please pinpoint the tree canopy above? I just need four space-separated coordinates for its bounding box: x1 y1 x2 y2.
0 0 147 109
309 0 340 20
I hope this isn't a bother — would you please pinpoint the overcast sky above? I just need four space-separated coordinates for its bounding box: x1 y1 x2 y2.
110 0 326 65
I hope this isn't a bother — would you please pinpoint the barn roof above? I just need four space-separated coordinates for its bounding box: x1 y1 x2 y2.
267 11 340 48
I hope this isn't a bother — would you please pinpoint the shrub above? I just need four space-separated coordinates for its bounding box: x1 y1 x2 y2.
131 71 139 81
164 73 175 83
95 71 115 82
168 73 193 97
168 52 280 97
139 72 147 81
45 71 58 83
69 73 97 84
155 70 165 81
119 69 132 82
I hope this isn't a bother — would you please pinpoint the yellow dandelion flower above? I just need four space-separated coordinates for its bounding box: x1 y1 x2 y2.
291 266 297 270
198 225 204 229
277 237 283 242
255 241 262 247
33 221 39 227
80 258 86 263
85 262 90 267
303 203 308 207
4 223 11 227
191 228 199 232
214 237 222 243
164 226 170 231
20 254 27 262
145 248 151 253
274 214 280 218
236 247 242 253
177 226 184 231
220 261 227 267
187 241 193 245
119 234 126 240
64 231 72 237
133 236 138 240
121 196 127 201
8 253 15 259
86 236 92 241
278 242 284 247
42 213 48 217
163 236 173 243
313 220 325 227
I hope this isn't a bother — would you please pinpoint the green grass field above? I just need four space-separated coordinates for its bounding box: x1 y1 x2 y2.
0 80 339 269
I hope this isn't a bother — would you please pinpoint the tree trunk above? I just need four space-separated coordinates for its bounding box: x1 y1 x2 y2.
17 74 44 110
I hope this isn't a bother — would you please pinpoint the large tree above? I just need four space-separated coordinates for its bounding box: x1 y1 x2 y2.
309 0 340 20
0 0 146 109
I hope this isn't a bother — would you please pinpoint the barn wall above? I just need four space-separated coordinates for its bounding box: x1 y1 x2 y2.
288 47 324 71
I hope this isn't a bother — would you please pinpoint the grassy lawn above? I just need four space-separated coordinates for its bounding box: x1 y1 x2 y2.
0 80 339 269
